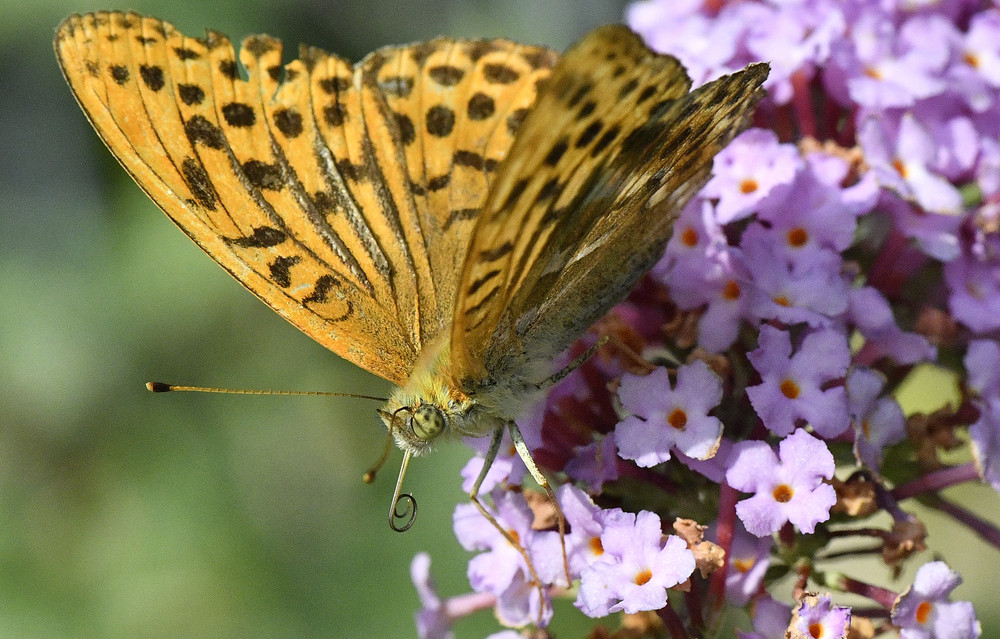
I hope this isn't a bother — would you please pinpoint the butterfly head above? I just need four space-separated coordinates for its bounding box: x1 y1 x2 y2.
379 401 449 456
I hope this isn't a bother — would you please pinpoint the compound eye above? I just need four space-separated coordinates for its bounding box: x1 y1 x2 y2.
411 404 446 441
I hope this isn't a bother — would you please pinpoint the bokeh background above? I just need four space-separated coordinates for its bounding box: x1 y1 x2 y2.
2 1 996 638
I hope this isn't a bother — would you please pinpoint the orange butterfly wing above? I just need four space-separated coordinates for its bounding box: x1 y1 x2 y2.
55 11 556 385
450 25 768 387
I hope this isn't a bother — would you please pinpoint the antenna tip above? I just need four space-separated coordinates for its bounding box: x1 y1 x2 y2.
146 381 172 393
362 471 376 484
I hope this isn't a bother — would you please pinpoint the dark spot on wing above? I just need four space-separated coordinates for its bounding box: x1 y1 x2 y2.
544 139 568 165
268 255 300 288
178 83 205 105
394 112 415 146
181 158 218 210
109 64 129 85
139 65 164 91
242 159 284 191
429 65 464 86
222 102 255 127
483 63 519 84
426 105 455 137
467 92 495 120
273 108 303 138
226 225 286 248
184 116 225 149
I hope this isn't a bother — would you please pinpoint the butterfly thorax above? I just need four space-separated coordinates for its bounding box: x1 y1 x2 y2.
380 338 541 457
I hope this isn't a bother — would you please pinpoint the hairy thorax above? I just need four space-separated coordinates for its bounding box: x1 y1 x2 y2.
380 336 544 457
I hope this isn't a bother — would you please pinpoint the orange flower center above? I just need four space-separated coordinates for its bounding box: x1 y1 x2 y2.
773 295 791 307
589 536 604 556
964 51 980 68
740 178 759 194
864 66 882 79
809 622 825 638
892 158 908 178
723 279 741 300
773 484 794 502
681 226 699 247
507 529 521 546
667 407 688 430
780 378 800 399
634 569 653 586
733 557 756 573
786 227 808 248
916 600 933 624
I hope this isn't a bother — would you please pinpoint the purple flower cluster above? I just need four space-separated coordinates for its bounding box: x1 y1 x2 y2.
413 1 999 637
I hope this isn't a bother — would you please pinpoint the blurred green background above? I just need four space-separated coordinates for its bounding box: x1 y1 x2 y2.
2 1 997 638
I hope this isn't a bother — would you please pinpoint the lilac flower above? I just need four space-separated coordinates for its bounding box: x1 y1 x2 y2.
627 0 750 83
858 113 964 215
947 9 1000 112
892 561 982 639
452 490 542 604
616 361 724 467
460 454 514 495
718 520 772 606
826 10 947 109
969 398 1000 492
746 326 851 438
532 484 608 587
411 553 496 639
847 367 907 472
702 129 802 224
944 237 1000 333
849 286 937 366
577 510 695 616
755 151 877 257
743 1 845 104
965 339 1000 398
743 233 850 328
791 594 851 639
726 429 838 536
738 596 793 639
412 553 455 639
879 191 963 262
658 200 751 352
563 434 619 493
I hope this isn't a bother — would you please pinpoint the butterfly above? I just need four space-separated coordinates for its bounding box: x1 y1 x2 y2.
55 9 767 590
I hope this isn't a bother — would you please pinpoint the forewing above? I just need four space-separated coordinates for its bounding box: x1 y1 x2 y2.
55 11 556 384
355 39 557 335
451 25 768 385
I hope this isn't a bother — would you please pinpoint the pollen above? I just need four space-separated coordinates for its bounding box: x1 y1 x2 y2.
964 51 980 68
723 279 741 300
589 536 604 556
773 295 791 307
634 568 653 586
681 226 699 247
773 484 794 502
667 407 688 430
733 557 755 573
916 600 933 624
892 158 908 178
809 622 825 638
864 66 882 79
780 378 800 399
786 227 808 247
740 178 758 194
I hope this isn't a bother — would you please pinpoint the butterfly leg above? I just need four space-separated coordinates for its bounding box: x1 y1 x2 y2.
508 421 571 586
539 335 610 388
469 425 550 622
